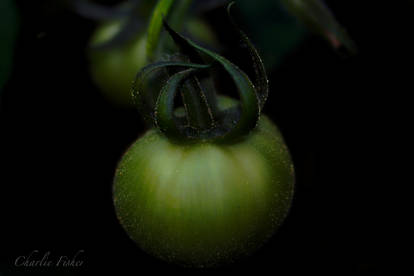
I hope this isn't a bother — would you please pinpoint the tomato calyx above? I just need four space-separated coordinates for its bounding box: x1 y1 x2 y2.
132 3 269 144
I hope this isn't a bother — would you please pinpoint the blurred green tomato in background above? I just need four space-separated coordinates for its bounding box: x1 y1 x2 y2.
88 20 147 106
87 1 217 107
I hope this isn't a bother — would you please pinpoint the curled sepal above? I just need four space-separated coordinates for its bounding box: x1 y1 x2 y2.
132 61 210 124
155 68 201 141
227 2 268 111
163 20 260 142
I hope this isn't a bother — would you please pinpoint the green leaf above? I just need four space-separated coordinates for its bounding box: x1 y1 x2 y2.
0 0 19 92
146 0 175 60
237 0 306 68
280 0 357 55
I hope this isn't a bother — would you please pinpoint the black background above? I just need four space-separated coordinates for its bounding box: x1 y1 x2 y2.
0 0 408 274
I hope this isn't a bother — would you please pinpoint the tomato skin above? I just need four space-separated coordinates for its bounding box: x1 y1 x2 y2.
113 113 295 267
88 20 147 106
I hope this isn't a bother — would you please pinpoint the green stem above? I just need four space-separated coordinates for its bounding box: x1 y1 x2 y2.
146 0 195 61
146 0 175 60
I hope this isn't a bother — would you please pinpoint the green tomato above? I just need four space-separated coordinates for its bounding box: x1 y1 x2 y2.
88 18 217 106
113 99 295 267
88 20 147 106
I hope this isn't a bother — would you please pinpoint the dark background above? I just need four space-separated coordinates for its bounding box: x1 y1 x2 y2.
0 0 408 274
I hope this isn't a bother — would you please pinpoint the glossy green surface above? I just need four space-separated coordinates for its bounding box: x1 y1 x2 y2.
113 114 295 267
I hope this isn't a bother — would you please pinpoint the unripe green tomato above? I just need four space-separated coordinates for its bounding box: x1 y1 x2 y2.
88 20 147 106
88 19 217 106
113 99 295 267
